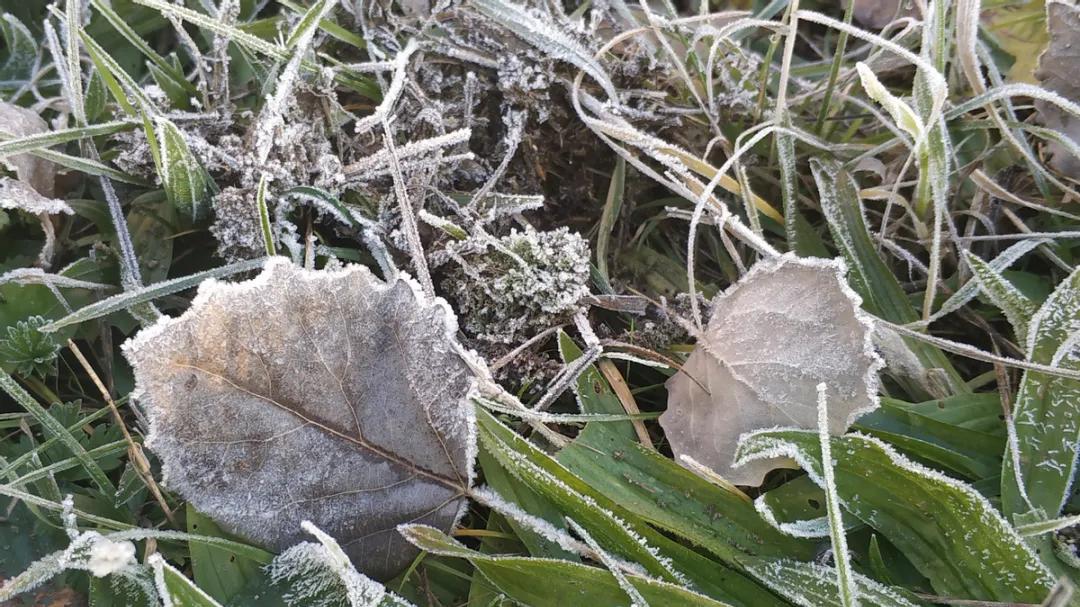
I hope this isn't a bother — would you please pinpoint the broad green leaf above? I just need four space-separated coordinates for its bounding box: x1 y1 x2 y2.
855 395 1004 479
1003 267 1080 520
187 506 265 605
0 15 36 94
737 429 1055 602
745 559 920 607
557 332 636 441
476 446 578 560
479 409 786 607
401 525 735 607
478 409 691 585
556 336 819 565
155 118 211 222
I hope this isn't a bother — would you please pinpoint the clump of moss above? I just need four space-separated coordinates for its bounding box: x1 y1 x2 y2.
442 227 590 345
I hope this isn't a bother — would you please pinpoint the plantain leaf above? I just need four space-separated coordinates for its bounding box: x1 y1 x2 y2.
737 429 1055 602
1002 266 1080 520
478 408 787 607
155 118 212 222
0 15 36 94
660 253 882 486
744 559 920 607
124 258 485 580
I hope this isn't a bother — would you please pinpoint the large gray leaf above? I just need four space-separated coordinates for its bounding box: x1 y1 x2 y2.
1034 0 1080 178
123 258 485 580
660 254 882 486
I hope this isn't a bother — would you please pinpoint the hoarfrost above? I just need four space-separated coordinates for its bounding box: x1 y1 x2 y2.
269 521 415 607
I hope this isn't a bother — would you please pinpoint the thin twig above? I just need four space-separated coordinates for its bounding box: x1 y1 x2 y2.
66 340 176 525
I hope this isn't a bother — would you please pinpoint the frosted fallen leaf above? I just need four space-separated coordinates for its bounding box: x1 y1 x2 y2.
124 258 486 580
660 254 882 486
1034 0 1080 178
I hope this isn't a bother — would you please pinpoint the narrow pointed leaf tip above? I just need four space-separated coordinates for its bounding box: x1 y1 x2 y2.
660 254 883 486
855 62 925 143
123 258 487 580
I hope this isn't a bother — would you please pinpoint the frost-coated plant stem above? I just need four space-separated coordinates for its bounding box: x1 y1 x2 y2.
817 384 858 607
773 0 801 250
382 120 435 297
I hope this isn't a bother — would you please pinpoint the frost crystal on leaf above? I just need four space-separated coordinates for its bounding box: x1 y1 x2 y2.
269 521 415 607
660 254 883 486
123 258 486 580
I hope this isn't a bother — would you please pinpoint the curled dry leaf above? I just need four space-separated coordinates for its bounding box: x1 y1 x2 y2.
1034 0 1080 178
660 254 883 486
0 101 71 267
0 101 57 197
123 258 485 580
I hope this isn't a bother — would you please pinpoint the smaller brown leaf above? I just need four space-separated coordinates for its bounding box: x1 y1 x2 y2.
0 102 70 268
0 101 57 197
1034 0 1080 178
660 254 883 486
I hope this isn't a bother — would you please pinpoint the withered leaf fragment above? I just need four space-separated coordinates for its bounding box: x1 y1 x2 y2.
1034 0 1080 178
124 259 484 580
660 254 882 486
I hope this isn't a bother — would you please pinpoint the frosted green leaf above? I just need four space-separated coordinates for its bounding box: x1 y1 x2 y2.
0 15 37 93
746 559 919 607
269 521 417 607
963 250 1038 344
1002 266 1080 519
660 254 882 486
124 258 485 580
856 62 924 143
150 553 225 607
156 118 211 222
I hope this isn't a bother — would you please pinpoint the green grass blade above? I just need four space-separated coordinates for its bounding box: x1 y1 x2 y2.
40 258 268 333
0 369 116 495
402 525 735 607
